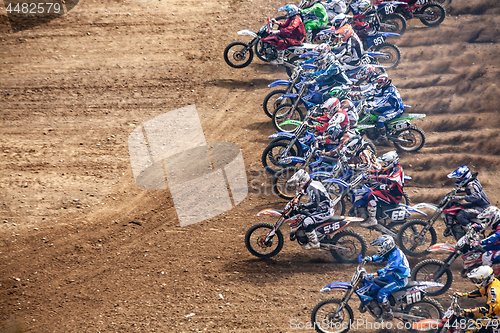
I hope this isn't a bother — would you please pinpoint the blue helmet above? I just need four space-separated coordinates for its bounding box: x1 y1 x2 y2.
447 165 472 188
278 4 300 19
370 235 395 257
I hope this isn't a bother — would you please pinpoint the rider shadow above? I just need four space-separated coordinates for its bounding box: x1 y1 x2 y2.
203 78 271 90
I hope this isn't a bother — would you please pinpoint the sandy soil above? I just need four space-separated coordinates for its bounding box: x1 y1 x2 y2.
1 0 500 332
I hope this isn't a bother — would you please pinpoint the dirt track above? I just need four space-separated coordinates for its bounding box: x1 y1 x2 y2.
1 0 500 332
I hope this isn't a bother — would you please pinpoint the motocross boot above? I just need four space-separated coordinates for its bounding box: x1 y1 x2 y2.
306 31 312 43
374 126 389 145
271 50 285 65
379 301 393 322
360 206 378 227
302 230 321 250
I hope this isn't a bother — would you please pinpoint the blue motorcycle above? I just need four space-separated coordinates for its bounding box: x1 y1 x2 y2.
310 255 444 333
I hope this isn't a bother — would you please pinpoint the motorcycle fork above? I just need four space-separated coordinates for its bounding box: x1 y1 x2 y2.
433 252 459 279
266 217 285 243
417 208 443 237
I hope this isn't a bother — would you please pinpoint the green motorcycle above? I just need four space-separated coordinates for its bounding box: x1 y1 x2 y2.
357 100 426 153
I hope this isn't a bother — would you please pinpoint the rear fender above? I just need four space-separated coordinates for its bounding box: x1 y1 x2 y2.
401 205 428 217
367 51 385 56
269 132 295 139
300 50 319 58
323 178 349 192
428 243 456 252
356 124 376 130
257 209 283 217
268 79 291 88
380 32 400 38
237 30 258 37
400 113 426 120
404 175 412 181
303 64 317 69
320 281 351 292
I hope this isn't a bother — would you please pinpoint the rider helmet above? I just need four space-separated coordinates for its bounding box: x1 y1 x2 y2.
467 266 495 289
354 0 372 15
313 43 333 68
322 97 340 117
328 86 349 100
287 169 311 191
378 151 399 171
326 122 343 141
344 135 364 155
332 13 350 30
307 0 320 7
375 74 392 90
447 165 472 188
354 64 377 82
334 24 354 44
477 206 500 230
370 235 396 257
278 4 300 19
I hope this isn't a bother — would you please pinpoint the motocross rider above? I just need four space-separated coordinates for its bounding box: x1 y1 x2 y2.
363 235 411 321
342 135 380 171
360 151 404 228
287 169 335 250
301 0 329 43
350 0 380 38
362 74 404 143
308 97 349 134
308 46 352 88
446 165 491 235
269 4 306 65
331 23 365 71
322 0 347 21
328 87 359 128
454 266 500 324
471 206 500 267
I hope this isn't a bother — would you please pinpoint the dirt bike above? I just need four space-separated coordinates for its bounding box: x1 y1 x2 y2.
245 191 367 262
262 62 317 118
415 294 497 333
361 32 401 69
356 98 426 152
311 255 444 333
375 1 408 35
397 176 481 257
411 225 494 297
224 18 316 75
374 0 446 27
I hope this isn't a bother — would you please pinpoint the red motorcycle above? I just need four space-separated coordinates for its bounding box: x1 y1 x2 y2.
373 0 446 27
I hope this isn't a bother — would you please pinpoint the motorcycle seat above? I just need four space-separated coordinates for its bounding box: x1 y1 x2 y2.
374 279 417 288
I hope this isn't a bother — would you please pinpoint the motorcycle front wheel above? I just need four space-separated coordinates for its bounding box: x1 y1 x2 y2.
272 103 305 133
329 229 367 263
380 13 407 35
397 219 437 257
244 222 284 258
411 259 453 296
403 297 445 333
273 167 301 199
419 3 446 27
373 42 401 69
392 125 426 153
311 298 354 333
223 41 254 68
262 89 295 118
261 141 299 175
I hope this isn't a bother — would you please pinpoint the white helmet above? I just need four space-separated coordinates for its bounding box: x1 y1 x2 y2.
287 169 311 191
478 206 500 230
322 97 340 116
467 266 495 289
377 151 399 171
344 135 364 155
447 165 472 188
370 235 396 257
354 0 372 14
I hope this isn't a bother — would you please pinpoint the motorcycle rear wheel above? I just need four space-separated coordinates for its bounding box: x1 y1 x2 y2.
329 229 367 263
245 222 284 258
397 219 437 257
419 3 446 27
254 40 270 62
273 167 302 200
403 297 445 333
272 103 305 133
261 141 299 175
262 89 295 118
224 41 254 68
311 298 354 333
411 259 453 296
380 13 407 35
392 125 426 153
373 42 401 69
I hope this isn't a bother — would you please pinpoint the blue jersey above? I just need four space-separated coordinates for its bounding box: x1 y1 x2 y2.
479 225 500 252
372 85 404 114
370 247 410 280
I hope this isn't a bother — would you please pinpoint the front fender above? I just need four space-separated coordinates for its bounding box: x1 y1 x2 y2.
281 119 302 127
428 243 456 252
269 79 291 88
257 208 283 217
276 93 299 101
269 132 295 139
412 203 439 212
323 178 349 192
237 30 258 37
320 281 351 292
310 171 334 179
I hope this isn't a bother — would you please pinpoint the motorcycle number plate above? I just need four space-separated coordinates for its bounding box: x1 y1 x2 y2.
373 36 385 46
360 56 371 65
393 121 409 131
390 209 407 221
385 4 394 15
405 290 422 304
416 0 429 5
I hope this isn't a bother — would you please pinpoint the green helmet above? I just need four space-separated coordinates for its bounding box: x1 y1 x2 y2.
328 86 348 100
